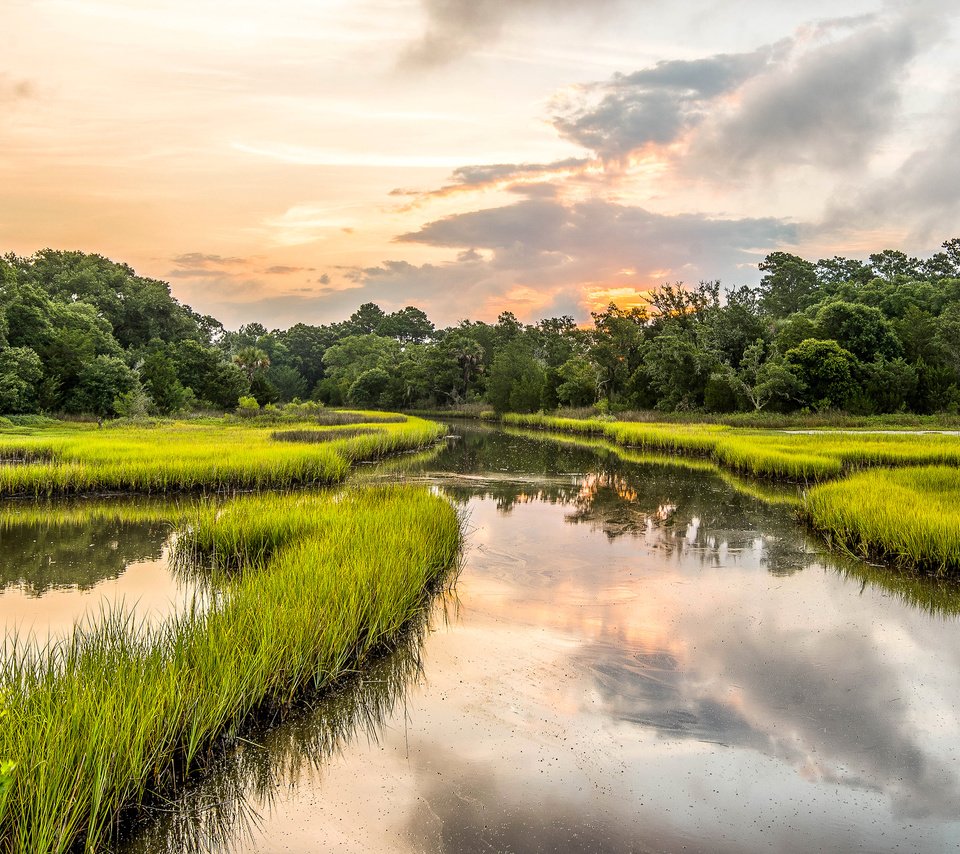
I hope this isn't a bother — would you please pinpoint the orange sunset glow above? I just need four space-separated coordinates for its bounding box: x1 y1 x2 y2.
3 0 959 328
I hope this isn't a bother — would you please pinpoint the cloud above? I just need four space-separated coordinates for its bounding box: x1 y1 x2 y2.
544 7 942 179
170 252 247 268
392 157 593 208
822 95 960 242
0 75 35 102
398 197 795 265
330 197 798 322
262 265 313 275
691 7 941 176
400 0 619 68
550 45 785 160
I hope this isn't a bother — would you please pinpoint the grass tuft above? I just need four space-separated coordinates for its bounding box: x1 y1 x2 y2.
0 414 443 497
0 487 461 853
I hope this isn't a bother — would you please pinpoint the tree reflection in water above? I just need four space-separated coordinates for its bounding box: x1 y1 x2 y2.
0 515 170 594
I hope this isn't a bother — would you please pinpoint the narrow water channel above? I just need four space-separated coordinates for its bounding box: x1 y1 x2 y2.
9 424 960 852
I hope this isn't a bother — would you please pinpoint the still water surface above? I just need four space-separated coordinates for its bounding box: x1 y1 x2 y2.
0 507 196 641
6 424 960 852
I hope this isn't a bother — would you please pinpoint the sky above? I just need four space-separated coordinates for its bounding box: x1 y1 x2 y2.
2 0 959 329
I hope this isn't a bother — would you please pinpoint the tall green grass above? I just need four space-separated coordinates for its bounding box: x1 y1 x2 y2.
506 416 960 571
0 414 443 496
0 487 461 853
802 467 960 574
504 413 960 482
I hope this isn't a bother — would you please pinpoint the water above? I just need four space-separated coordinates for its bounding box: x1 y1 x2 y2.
9 424 960 852
0 501 201 641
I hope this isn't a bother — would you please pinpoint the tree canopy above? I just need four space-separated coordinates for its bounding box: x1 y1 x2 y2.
3 240 960 417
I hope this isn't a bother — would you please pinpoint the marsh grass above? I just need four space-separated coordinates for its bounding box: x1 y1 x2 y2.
0 414 443 497
270 427 382 443
116 594 453 854
0 487 461 853
505 413 960 482
508 418 959 570
505 426 802 507
802 467 960 574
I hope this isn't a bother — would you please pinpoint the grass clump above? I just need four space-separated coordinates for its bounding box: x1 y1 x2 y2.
0 486 461 853
0 414 443 497
507 415 960 571
270 427 382 443
801 467 960 574
504 412 960 482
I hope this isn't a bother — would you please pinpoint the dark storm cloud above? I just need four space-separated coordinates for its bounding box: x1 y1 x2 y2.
693 7 940 175
400 0 618 68
550 45 785 160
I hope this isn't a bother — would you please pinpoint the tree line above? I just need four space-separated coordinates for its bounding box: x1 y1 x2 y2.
2 242 960 417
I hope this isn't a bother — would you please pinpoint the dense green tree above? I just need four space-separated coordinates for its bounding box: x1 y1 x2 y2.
815 256 873 288
68 355 138 417
173 340 249 408
813 301 901 362
556 357 599 407
865 358 918 414
348 367 391 407
11 250 201 347
0 347 42 413
757 252 819 316
868 249 921 282
322 334 400 403
486 340 546 413
385 345 432 408
140 344 190 414
700 285 766 367
279 323 334 388
783 339 860 411
647 280 720 330
773 314 817 355
429 329 486 403
934 303 960 376
233 346 270 382
4 240 960 418
589 303 647 402
717 339 803 412
265 365 308 402
911 359 958 413
378 306 434 344
347 302 386 335
643 322 713 410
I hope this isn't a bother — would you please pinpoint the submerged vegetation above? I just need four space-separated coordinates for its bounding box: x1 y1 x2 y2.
0 487 461 853
0 414 442 497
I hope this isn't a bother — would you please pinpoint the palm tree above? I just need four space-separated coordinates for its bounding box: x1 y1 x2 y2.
233 346 270 382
